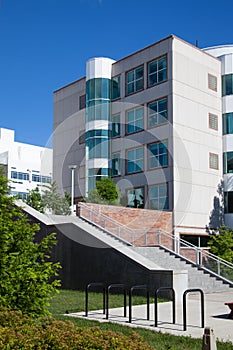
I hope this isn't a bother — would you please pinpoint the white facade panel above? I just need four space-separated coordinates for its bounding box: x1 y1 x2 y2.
86 57 115 80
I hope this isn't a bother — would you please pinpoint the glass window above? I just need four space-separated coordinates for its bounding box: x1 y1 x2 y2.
112 153 121 176
126 147 144 174
127 187 144 208
209 153 219 170
86 100 109 122
209 113 218 131
223 113 233 134
208 74 217 91
223 152 233 174
149 183 168 210
181 235 209 248
148 56 167 87
148 141 168 169
222 74 233 96
11 171 29 181
111 75 120 100
126 107 143 134
79 94 86 110
224 191 233 213
126 66 144 95
148 98 167 127
112 114 120 137
32 174 40 182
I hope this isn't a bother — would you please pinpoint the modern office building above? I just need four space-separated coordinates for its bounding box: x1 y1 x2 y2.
53 34 224 244
204 45 233 229
0 127 52 198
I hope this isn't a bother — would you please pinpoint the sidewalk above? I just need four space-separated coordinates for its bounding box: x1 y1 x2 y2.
67 290 233 343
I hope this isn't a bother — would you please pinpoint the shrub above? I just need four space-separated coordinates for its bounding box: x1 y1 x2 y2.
0 308 153 350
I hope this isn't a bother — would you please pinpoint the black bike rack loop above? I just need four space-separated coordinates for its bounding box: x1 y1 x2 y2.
183 288 204 331
85 282 106 317
154 287 176 327
106 284 127 320
129 285 150 323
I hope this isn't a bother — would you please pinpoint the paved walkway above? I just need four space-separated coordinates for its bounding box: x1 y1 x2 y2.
67 291 233 343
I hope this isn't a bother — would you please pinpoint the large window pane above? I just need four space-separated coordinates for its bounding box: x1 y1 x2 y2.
149 183 168 210
148 56 167 87
126 66 144 95
224 191 233 213
112 153 121 176
127 147 144 173
127 187 144 208
222 74 233 96
223 113 233 134
112 114 120 137
111 75 120 100
223 152 233 174
126 107 143 134
148 141 168 169
148 98 167 128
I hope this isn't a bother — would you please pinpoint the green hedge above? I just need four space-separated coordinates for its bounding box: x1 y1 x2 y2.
0 308 153 349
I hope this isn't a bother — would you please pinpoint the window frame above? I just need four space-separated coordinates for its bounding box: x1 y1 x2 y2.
147 96 168 129
126 106 144 135
126 186 145 208
148 182 169 211
148 140 168 170
111 75 121 100
126 146 144 175
112 113 121 138
147 54 168 88
111 152 121 177
125 65 144 96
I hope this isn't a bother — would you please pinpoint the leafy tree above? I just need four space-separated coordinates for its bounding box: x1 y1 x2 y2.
208 225 233 263
42 181 71 215
96 178 119 203
25 187 45 213
0 174 61 317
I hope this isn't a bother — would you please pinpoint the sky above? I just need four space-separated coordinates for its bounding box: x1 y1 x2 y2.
1 0 233 147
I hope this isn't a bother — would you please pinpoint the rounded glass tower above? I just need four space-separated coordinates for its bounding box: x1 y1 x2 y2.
85 57 115 195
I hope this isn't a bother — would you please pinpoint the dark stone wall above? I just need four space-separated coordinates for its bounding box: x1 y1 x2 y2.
27 213 173 294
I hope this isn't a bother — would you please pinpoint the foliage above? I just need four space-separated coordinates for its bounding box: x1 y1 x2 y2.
208 225 233 263
25 186 45 213
0 308 153 350
0 175 61 317
96 177 119 202
42 181 71 215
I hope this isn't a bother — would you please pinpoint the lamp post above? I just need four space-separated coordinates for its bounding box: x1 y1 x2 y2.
68 165 77 215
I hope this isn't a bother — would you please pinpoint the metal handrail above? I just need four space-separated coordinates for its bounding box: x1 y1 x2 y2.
78 202 233 282
158 228 233 283
78 202 148 246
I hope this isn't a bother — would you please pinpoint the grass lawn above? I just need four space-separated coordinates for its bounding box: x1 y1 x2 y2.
49 290 233 350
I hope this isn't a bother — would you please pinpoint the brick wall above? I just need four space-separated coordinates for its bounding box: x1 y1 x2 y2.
78 203 173 247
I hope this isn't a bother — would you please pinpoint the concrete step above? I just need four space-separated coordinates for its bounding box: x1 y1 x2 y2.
133 246 232 293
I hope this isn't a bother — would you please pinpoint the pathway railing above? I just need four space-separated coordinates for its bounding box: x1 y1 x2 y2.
78 202 233 283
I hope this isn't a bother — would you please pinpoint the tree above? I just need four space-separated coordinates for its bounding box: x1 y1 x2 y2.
25 187 45 213
96 178 119 203
208 225 233 263
0 174 61 317
42 182 71 215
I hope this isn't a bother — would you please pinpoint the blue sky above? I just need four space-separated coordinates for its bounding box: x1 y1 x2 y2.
0 0 233 147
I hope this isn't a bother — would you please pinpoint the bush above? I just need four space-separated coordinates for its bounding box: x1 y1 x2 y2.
0 308 153 350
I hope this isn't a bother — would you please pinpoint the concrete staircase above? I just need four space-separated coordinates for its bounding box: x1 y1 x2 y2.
133 246 233 293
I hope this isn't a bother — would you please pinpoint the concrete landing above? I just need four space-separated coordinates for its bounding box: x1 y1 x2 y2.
67 291 233 343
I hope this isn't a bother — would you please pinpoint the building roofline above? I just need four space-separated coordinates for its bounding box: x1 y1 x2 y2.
54 76 86 94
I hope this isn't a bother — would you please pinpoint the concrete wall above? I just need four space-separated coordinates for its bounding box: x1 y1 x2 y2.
172 38 222 235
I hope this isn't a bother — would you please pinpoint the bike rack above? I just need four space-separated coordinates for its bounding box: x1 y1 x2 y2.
183 288 204 331
154 287 175 327
85 282 106 317
129 285 149 323
106 284 127 319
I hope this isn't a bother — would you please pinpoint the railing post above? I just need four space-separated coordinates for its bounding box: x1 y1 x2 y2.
118 225 120 237
158 229 161 245
217 258 220 276
144 231 147 245
175 236 179 254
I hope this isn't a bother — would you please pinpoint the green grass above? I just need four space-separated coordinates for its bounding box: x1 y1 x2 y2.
49 290 233 350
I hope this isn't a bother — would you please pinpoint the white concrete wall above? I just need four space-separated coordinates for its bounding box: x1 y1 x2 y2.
172 38 222 235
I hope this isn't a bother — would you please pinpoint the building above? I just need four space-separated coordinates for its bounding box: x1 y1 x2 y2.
204 45 233 229
0 127 52 198
53 34 223 245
